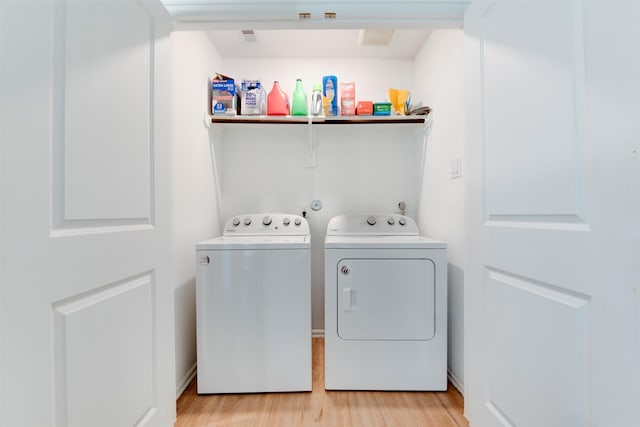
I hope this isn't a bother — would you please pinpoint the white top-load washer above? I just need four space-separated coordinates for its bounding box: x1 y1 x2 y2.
196 213 311 394
324 214 447 391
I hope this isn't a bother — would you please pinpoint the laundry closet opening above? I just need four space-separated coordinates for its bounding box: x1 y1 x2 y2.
168 11 466 397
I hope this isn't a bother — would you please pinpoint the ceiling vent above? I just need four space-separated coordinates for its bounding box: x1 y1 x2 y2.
240 29 258 44
358 29 395 46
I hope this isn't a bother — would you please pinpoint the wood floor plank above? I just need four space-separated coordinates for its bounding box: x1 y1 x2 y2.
176 338 468 426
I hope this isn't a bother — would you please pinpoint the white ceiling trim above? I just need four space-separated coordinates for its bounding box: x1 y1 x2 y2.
162 1 470 31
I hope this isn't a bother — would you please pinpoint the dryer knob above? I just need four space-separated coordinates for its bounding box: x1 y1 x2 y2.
262 216 272 226
367 216 377 226
387 217 395 225
294 218 302 226
244 217 252 226
399 217 407 226
232 218 240 226
283 217 291 226
199 255 210 265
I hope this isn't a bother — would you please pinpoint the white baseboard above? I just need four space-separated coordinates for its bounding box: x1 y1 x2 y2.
448 369 464 395
312 328 325 337
176 362 197 399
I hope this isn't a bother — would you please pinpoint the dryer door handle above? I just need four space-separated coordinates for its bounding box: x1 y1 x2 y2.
342 288 352 311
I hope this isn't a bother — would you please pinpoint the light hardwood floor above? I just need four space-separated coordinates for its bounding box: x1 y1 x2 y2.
176 338 468 426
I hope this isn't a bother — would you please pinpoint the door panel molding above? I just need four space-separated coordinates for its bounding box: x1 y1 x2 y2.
481 1 588 222
484 267 589 427
52 271 156 427
485 401 516 427
51 1 156 233
486 214 590 231
487 267 590 309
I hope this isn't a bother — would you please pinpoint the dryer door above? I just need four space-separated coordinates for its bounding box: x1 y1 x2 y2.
337 258 435 341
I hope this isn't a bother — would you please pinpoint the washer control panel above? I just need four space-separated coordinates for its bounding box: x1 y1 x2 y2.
224 213 309 235
326 214 419 236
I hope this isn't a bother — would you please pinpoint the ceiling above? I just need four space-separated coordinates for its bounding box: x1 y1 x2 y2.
206 29 432 59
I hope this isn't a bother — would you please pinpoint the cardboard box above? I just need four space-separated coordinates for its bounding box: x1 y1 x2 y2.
211 74 237 115
373 102 392 116
340 82 356 116
356 101 373 116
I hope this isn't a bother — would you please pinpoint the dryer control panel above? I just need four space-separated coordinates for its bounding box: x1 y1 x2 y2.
224 213 309 235
326 214 419 236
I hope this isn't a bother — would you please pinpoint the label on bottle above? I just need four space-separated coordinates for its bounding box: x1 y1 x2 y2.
311 91 322 115
240 79 261 115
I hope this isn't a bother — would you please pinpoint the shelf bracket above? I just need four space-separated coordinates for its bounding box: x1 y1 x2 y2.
304 117 317 168
203 112 212 129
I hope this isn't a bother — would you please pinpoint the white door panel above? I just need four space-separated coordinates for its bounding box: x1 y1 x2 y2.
483 2 582 218
56 1 153 226
465 1 640 426
1 1 174 426
62 0 152 222
486 269 589 427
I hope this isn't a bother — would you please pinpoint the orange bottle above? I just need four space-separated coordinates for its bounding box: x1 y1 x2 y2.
267 81 290 115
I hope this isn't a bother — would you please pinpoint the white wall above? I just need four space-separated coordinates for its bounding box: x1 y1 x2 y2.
171 31 222 396
412 29 465 391
216 57 416 332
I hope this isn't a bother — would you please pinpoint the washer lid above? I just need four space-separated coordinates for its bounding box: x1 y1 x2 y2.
325 235 446 249
197 235 310 250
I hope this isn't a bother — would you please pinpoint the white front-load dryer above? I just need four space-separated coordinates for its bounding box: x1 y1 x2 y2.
196 213 311 394
324 214 447 390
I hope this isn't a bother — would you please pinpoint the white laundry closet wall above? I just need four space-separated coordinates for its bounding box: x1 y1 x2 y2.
412 29 465 391
171 31 222 395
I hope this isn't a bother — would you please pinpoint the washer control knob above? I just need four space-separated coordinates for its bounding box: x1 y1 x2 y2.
244 217 252 226
199 255 210 265
399 217 407 226
232 217 240 226
262 216 272 226
387 217 395 225
283 217 291 226
294 218 302 226
341 265 350 275
367 216 377 226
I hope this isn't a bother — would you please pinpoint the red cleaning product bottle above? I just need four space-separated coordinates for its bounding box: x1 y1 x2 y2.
267 81 290 116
